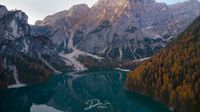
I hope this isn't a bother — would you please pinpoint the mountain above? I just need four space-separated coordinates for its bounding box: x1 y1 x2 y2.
126 16 200 112
0 6 67 88
0 0 200 87
35 0 200 61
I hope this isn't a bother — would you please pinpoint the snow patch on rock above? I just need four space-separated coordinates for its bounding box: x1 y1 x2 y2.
8 65 26 88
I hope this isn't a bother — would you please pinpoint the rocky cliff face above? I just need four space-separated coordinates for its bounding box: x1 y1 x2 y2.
34 4 90 49
0 6 67 88
0 5 7 18
35 0 200 61
0 10 30 44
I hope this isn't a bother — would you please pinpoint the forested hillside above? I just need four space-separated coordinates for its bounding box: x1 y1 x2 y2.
126 16 200 112
0 53 54 88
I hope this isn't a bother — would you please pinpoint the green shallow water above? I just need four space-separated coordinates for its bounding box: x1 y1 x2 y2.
0 69 170 112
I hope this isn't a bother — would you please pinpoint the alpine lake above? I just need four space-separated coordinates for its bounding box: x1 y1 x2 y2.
0 69 170 112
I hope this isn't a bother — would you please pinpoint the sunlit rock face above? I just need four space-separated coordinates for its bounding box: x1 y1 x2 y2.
35 0 200 60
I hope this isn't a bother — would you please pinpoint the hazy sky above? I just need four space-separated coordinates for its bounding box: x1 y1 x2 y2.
0 0 196 24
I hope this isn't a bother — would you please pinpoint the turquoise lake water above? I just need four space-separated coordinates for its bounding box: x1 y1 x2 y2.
0 69 170 112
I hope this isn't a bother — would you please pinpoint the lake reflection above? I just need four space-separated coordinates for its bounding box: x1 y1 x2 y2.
0 69 170 112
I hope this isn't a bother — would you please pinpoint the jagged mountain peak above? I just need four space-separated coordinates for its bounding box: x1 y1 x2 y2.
69 4 89 10
0 9 30 42
0 4 8 18
67 4 90 20
35 3 90 26
170 0 200 7
129 0 155 4
89 0 130 24
94 0 155 5
94 0 128 6
0 4 7 10
90 0 159 23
